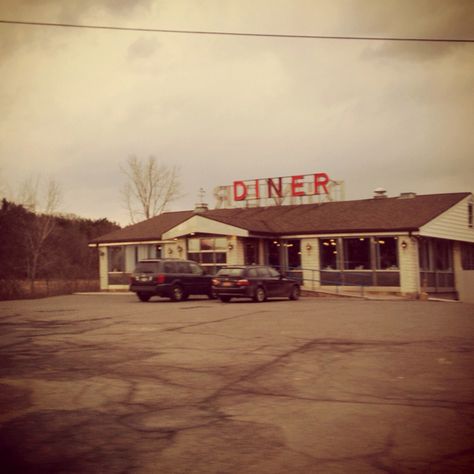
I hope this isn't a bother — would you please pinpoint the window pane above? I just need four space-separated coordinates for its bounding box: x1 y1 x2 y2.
215 252 227 264
244 240 259 265
419 239 431 271
188 239 199 252
461 243 474 270
214 238 227 250
108 247 124 272
287 240 301 269
343 238 370 270
188 253 200 263
200 239 214 251
434 240 451 270
376 238 398 269
201 253 214 264
267 240 280 268
319 239 338 270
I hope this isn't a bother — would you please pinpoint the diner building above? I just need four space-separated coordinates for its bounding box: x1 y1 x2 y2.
90 191 474 302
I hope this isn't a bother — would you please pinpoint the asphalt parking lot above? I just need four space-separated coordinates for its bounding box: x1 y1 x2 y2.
0 294 473 474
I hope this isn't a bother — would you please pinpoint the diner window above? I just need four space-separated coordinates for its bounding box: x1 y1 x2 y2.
108 247 124 272
267 240 280 267
286 240 301 269
375 237 398 269
343 238 371 270
320 239 338 270
187 237 227 272
461 243 474 270
419 239 431 271
434 239 452 271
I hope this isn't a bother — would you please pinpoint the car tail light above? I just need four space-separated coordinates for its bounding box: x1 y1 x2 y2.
236 279 250 286
212 279 220 286
156 274 165 284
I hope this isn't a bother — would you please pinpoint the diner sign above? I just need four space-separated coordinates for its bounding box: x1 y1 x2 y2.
214 173 344 208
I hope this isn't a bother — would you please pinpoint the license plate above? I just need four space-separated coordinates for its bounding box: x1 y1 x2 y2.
223 282 233 287
139 276 150 282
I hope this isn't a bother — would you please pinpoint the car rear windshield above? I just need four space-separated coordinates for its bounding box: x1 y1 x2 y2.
134 262 159 273
216 268 245 277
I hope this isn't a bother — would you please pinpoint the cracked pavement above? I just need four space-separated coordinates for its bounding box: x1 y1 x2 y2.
0 295 473 473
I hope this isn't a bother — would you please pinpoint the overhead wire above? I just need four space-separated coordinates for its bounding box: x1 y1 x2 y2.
0 19 473 43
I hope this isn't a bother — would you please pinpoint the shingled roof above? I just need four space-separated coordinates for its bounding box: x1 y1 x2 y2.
91 192 470 244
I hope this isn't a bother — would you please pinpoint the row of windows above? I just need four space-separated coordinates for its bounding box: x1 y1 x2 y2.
320 237 399 271
188 238 228 274
107 237 473 274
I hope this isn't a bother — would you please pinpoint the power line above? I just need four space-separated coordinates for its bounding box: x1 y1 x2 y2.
0 19 473 43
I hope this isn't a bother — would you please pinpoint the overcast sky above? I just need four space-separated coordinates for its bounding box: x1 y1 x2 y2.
0 0 473 225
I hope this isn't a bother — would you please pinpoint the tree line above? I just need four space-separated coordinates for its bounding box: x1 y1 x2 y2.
0 156 181 299
0 198 119 300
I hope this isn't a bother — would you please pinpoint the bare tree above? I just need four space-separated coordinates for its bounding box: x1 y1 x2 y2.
18 177 62 294
121 156 181 223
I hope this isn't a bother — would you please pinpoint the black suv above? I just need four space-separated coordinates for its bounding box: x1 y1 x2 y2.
130 259 214 302
212 265 300 303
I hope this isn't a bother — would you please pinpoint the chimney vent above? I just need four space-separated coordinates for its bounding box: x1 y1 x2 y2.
373 188 387 199
194 202 208 213
399 192 417 199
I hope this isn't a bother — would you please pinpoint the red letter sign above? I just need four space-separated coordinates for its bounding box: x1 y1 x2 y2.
267 177 283 198
291 175 305 196
233 181 248 201
314 173 329 194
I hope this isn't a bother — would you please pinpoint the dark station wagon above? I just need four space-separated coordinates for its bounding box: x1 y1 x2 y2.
212 265 301 303
130 259 214 302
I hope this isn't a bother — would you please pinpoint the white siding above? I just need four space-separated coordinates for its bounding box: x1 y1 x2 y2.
234 238 245 265
419 195 474 243
163 214 248 239
125 246 136 272
399 238 420 295
226 236 240 265
99 249 108 290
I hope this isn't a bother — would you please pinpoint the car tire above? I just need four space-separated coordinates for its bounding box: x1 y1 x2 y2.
219 296 231 303
137 292 151 302
207 291 216 300
253 286 266 303
289 285 300 300
170 285 185 302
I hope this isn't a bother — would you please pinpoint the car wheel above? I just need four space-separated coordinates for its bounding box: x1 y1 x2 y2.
207 291 216 300
170 285 185 302
253 286 266 303
219 296 231 303
137 292 151 302
289 285 300 300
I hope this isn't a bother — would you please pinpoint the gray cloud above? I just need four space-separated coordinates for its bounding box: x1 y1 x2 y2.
0 0 472 224
127 36 160 60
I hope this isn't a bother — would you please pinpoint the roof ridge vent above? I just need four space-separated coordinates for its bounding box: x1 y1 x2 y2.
399 192 417 199
373 188 388 199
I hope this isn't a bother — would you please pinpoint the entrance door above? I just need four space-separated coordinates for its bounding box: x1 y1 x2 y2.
244 239 260 265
